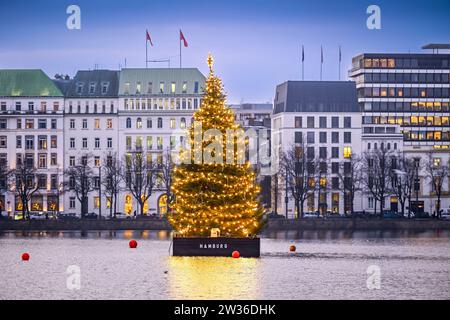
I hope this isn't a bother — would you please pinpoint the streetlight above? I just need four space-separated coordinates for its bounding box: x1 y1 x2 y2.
413 157 421 215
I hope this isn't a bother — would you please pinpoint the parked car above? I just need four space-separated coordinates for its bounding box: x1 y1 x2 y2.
441 209 450 220
113 212 133 220
29 212 47 220
57 213 80 220
82 212 98 220
382 211 404 219
266 212 286 219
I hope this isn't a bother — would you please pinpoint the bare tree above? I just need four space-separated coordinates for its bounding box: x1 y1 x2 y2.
281 141 318 218
102 152 123 219
337 154 364 216
389 152 417 218
0 158 9 217
122 151 158 216
424 151 449 218
159 150 175 215
10 154 39 220
316 159 330 217
64 154 95 217
361 148 394 218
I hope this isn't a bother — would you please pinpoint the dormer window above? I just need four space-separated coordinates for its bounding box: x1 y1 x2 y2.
182 81 187 94
159 82 164 93
136 82 141 94
101 82 109 94
89 82 96 94
124 82 130 95
194 81 199 94
171 82 176 94
147 82 153 94
76 83 84 94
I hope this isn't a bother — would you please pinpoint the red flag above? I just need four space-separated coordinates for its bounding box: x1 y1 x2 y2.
146 30 153 46
180 30 188 47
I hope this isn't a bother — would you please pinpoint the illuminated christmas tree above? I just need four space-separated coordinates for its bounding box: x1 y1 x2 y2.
168 54 264 238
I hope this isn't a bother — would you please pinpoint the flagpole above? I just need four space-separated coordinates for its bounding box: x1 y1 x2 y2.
146 37 148 68
338 45 341 81
301 45 304 81
320 45 323 81
179 31 182 68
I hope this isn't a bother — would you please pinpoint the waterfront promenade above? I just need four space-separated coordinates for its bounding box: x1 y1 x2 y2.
1 218 449 231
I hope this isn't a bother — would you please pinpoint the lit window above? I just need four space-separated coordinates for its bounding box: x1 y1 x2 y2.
94 119 100 129
170 118 176 129
344 147 352 159
136 118 142 129
106 119 113 129
136 82 141 94
159 82 165 93
171 82 176 93
182 81 187 93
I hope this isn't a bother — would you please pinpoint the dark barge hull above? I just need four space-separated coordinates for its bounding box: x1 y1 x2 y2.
172 237 260 258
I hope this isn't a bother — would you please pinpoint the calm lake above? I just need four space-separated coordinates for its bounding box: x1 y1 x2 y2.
0 230 449 300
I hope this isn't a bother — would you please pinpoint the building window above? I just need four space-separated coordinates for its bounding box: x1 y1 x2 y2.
95 138 100 149
38 119 47 129
319 132 327 143
0 119 7 129
69 197 76 209
70 119 75 129
147 82 153 94
94 156 100 167
159 82 165 93
147 136 153 150
69 156 75 167
180 118 186 129
89 82 96 94
26 119 34 129
16 136 22 148
332 132 339 143
51 136 57 148
170 136 176 150
332 117 339 128
319 117 327 128
51 153 57 166
332 147 339 159
126 118 131 129
307 117 315 128
157 117 163 129
170 118 176 129
51 119 57 129
82 119 88 129
0 136 7 148
344 117 351 128
70 138 75 149
344 132 351 143
344 146 352 159
106 119 113 129
82 138 88 149
17 119 22 129
126 136 132 151
307 132 315 144
194 81 199 94
94 119 100 129
171 82 176 93
136 82 142 94
157 137 163 150
182 81 187 93
124 82 130 95
107 138 113 149
38 136 47 150
136 118 142 129
38 154 47 168
25 136 34 150
294 117 302 128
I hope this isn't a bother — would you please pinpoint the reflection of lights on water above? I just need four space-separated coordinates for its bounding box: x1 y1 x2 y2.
141 231 149 239
168 257 261 300
123 230 134 239
157 230 169 239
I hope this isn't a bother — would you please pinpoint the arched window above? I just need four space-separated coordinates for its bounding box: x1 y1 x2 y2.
147 118 152 128
394 143 397 150
180 117 186 129
136 117 142 129
158 195 168 216
157 117 163 129
387 143 391 150
126 117 131 128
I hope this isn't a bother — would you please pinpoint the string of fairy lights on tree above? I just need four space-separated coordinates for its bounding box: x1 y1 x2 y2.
168 54 264 238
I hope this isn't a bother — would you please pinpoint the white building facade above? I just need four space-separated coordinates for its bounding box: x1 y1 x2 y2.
0 70 65 217
272 81 363 218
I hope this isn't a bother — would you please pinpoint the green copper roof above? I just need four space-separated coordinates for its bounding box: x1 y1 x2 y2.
0 69 64 97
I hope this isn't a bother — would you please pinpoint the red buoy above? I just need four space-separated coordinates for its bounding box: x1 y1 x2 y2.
232 251 240 258
289 245 296 252
22 253 30 261
129 240 138 249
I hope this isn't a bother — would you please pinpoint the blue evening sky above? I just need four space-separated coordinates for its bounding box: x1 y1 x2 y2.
0 0 449 103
